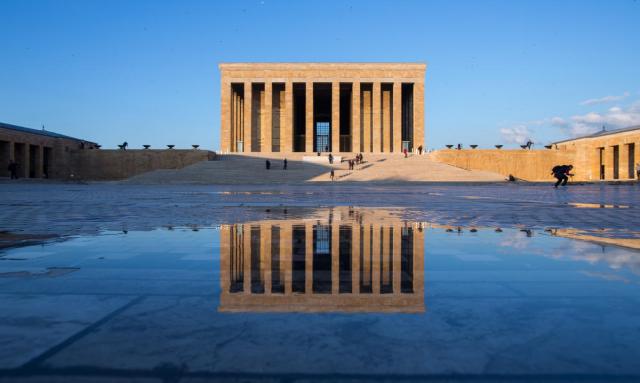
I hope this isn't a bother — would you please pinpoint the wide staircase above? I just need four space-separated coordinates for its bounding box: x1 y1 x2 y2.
123 153 505 184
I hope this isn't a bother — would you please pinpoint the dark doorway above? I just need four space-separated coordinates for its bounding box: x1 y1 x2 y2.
339 84 352 152
272 83 285 152
0 141 9 177
314 83 332 152
292 225 306 292
14 143 26 178
43 147 52 178
251 83 265 152
293 84 306 152
401 83 414 152
628 143 636 179
312 225 332 293
339 225 352 293
29 145 39 178
613 145 619 180
400 226 414 293
599 147 605 180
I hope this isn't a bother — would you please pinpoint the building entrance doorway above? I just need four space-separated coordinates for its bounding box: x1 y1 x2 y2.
598 147 605 180
315 122 330 152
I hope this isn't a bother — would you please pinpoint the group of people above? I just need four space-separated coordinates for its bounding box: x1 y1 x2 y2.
265 158 287 170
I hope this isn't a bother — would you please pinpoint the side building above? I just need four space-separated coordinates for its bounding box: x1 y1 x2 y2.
0 122 97 179
219 63 426 154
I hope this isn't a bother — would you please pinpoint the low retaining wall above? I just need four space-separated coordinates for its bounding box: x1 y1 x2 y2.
429 149 576 181
68 149 215 180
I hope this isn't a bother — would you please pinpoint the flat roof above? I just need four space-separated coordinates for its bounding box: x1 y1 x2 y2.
553 125 640 145
0 122 91 142
219 62 427 70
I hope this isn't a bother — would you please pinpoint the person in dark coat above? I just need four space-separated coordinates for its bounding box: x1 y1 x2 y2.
283 158 287 170
8 160 18 179
265 160 271 170
551 164 574 188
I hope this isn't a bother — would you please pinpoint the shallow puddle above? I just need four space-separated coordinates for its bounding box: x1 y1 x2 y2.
1 207 640 377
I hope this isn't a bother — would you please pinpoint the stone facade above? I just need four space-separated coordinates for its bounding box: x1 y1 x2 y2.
431 126 640 182
554 126 640 181
0 122 97 179
219 63 426 154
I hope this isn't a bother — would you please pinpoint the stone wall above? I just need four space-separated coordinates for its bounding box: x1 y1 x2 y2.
429 149 576 181
67 149 215 181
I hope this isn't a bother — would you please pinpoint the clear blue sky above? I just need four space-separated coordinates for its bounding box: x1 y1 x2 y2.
1 0 639 150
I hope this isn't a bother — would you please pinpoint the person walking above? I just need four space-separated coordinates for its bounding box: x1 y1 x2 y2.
418 145 423 155
330 169 335 181
403 148 408 158
265 160 271 170
328 153 333 164
283 158 287 170
8 160 18 180
551 164 574 188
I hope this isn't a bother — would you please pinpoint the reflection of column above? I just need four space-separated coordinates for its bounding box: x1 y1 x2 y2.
392 82 402 153
332 81 340 152
352 81 361 153
362 225 371 289
263 82 272 153
382 226 390 286
392 226 401 295
281 223 293 294
305 82 314 152
244 82 253 153
305 222 313 294
242 224 251 294
372 225 381 294
261 224 271 294
372 82 381 153
220 225 231 293
331 224 339 294
352 223 360 294
413 224 425 295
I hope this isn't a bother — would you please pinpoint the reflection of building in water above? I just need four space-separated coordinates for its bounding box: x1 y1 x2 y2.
220 208 424 312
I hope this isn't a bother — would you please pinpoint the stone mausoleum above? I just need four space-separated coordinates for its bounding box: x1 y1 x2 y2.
219 63 426 154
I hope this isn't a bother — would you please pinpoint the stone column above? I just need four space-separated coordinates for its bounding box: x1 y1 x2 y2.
352 82 361 153
372 82 382 153
332 82 340 152
23 144 30 178
283 81 293 153
414 81 425 152
620 144 630 179
221 81 231 152
239 95 244 150
382 87 391 153
604 146 614 180
351 223 360 294
362 87 371 152
244 82 253 153
263 82 272 153
305 82 314 152
392 83 402 153
36 146 44 178
371 225 381 294
281 223 293 294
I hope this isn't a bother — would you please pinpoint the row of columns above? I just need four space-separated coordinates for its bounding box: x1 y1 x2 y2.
222 80 424 153
1 141 46 178
599 143 639 180
220 222 424 296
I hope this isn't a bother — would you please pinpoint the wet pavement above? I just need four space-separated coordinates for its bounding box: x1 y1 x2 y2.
1 184 640 382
